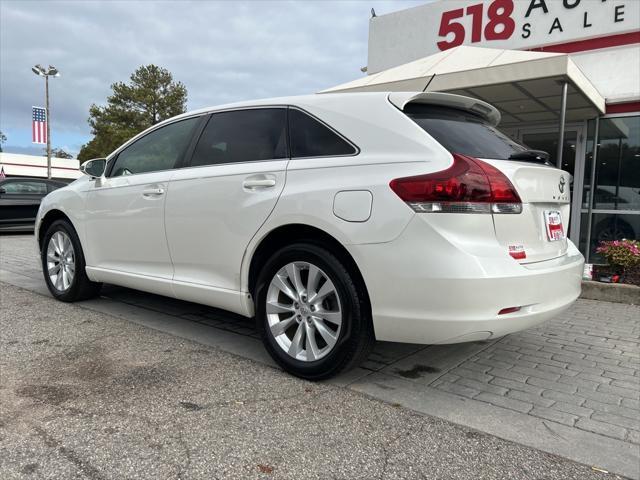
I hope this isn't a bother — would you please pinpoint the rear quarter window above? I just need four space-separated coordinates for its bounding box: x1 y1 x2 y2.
404 104 526 160
289 108 357 158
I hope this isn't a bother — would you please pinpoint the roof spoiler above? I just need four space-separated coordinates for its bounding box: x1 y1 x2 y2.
388 92 501 126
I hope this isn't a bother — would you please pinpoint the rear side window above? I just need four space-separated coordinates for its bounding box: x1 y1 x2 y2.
47 182 66 193
289 108 356 158
1 181 48 194
405 104 526 160
190 109 287 167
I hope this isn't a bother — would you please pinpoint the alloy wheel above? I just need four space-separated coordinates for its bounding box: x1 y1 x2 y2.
46 231 76 292
266 261 343 362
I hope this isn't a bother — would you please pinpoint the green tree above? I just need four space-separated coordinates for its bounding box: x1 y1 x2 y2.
47 147 73 159
78 65 187 161
0 130 6 152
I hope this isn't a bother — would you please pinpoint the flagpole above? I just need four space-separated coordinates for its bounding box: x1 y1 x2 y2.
45 74 51 179
32 65 58 180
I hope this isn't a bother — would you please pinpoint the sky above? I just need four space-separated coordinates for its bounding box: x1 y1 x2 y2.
0 0 425 156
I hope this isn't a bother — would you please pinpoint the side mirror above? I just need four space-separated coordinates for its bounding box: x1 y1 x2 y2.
0 187 5 194
80 158 107 178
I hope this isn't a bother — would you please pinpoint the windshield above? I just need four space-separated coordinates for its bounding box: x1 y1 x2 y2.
405 104 527 160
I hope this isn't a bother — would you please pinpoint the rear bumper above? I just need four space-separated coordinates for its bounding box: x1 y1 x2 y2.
349 215 584 344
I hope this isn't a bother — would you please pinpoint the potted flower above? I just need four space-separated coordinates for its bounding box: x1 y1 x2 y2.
595 239 640 286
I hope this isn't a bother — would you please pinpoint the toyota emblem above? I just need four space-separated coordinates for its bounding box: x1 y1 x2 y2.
559 176 566 194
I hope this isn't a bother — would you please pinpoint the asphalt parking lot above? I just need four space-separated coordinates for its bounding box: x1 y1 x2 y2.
2 281 624 480
1 233 639 479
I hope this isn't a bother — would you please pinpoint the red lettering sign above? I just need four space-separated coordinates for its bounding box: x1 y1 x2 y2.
437 0 516 51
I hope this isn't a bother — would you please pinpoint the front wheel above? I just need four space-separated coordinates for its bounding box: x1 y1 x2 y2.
255 243 374 380
41 219 102 302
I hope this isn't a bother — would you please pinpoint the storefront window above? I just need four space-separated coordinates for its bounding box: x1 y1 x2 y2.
580 115 640 262
522 131 577 175
583 116 640 211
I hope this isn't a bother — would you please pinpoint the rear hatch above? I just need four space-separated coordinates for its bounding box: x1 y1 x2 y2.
481 159 570 263
399 95 571 264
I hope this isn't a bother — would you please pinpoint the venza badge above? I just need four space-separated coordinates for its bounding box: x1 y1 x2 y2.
559 176 566 194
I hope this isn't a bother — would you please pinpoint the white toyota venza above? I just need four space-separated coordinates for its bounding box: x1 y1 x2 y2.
36 92 584 379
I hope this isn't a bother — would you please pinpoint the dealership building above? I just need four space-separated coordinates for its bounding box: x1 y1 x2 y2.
326 0 639 262
0 152 81 180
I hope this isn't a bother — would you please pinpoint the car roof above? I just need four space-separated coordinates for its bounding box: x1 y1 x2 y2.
107 91 500 160
168 91 501 126
0 177 65 183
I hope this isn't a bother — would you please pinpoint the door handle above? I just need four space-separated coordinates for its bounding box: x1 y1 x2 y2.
243 176 276 190
142 187 165 197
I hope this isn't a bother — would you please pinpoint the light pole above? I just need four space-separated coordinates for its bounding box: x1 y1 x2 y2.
32 64 59 179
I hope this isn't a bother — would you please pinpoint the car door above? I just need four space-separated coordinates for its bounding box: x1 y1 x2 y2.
0 179 48 227
83 116 201 295
164 108 288 313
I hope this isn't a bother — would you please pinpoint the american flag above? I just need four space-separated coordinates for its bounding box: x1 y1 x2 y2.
32 106 47 144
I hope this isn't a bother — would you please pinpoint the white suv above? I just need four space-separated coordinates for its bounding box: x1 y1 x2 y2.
36 92 584 379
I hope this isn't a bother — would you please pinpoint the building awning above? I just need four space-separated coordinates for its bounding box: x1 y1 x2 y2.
321 46 606 127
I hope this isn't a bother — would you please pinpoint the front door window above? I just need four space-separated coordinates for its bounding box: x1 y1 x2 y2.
109 117 199 177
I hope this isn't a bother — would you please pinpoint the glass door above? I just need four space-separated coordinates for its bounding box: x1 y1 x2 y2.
580 115 640 262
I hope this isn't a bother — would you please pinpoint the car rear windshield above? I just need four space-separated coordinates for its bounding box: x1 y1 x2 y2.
404 104 527 160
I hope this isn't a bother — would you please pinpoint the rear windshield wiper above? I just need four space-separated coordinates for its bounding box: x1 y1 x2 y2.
508 149 552 165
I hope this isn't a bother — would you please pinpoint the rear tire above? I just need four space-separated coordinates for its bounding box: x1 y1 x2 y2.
256 243 374 380
41 219 102 302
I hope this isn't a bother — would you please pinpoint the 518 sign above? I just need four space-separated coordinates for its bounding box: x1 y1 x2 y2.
438 0 515 50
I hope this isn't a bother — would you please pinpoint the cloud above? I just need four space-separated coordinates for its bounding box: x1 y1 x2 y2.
0 0 423 154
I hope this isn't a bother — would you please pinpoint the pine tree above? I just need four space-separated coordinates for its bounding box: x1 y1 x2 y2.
78 65 187 161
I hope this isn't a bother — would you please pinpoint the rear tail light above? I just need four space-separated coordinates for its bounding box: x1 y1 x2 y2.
389 153 522 214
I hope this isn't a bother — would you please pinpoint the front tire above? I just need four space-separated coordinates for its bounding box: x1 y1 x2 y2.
256 243 374 380
41 219 102 302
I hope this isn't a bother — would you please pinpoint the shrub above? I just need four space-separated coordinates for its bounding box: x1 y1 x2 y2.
596 239 640 270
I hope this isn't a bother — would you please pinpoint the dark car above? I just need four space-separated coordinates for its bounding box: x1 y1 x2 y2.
0 177 69 231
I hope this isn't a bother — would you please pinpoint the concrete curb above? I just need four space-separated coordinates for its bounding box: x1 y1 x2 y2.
580 280 640 305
